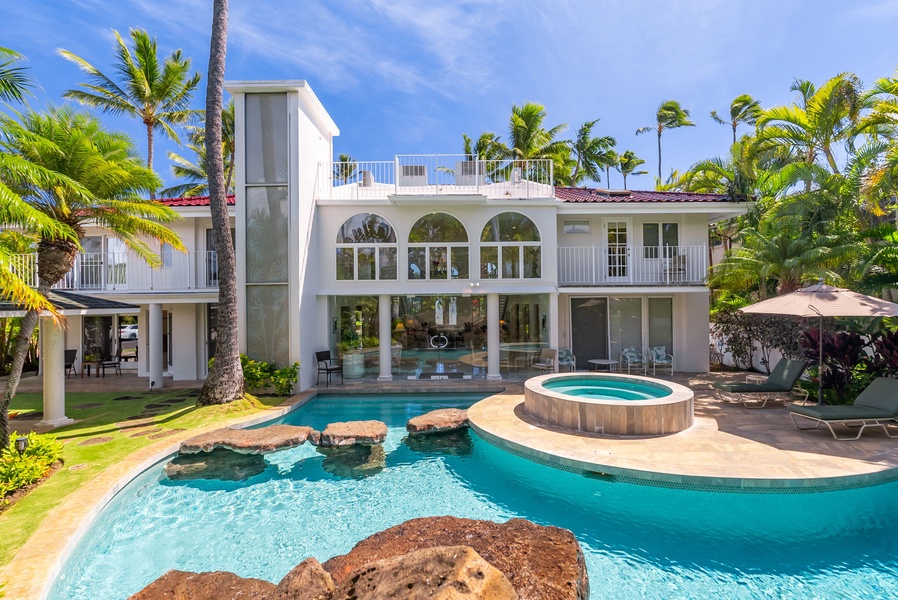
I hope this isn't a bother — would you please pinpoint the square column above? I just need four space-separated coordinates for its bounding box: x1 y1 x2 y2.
37 317 73 428
486 293 501 380
148 303 164 390
378 294 393 381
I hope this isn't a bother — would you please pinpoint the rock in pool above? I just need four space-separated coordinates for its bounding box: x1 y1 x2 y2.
309 420 387 447
179 425 314 455
406 408 469 435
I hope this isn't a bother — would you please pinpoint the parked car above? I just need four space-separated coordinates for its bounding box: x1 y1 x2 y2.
119 324 138 340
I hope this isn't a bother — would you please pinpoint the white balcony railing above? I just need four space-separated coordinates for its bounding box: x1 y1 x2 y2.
318 155 555 200
13 251 220 292
558 245 707 286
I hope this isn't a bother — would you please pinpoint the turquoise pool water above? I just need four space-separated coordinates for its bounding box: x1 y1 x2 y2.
50 394 898 599
543 375 671 400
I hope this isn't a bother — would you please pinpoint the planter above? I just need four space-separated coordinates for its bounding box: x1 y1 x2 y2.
342 353 366 379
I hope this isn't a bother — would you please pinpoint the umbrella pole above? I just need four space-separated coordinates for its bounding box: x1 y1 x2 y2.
818 315 824 405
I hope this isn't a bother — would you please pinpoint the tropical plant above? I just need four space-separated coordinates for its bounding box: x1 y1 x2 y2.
568 119 616 185
333 153 357 184
462 132 505 161
603 149 618 188
160 99 235 197
654 169 688 191
0 108 184 446
0 47 36 103
505 102 568 183
711 94 762 144
801 329 869 402
58 29 201 196
636 100 696 179
0 432 62 501
615 150 648 189
199 0 243 405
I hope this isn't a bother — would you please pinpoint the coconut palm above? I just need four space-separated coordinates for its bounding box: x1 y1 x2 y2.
462 132 506 161
616 150 648 190
711 94 762 144
161 99 236 197
58 29 201 196
505 102 568 183
0 47 36 103
199 0 243 405
0 107 184 445
637 100 696 179
568 119 616 185
333 153 357 185
603 149 618 188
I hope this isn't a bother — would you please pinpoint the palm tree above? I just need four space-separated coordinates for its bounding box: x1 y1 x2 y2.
0 47 36 103
333 153 357 184
654 170 689 191
58 29 201 197
637 100 696 179
616 150 648 190
603 149 618 188
711 94 762 144
0 108 184 445
568 120 616 185
161 100 236 197
198 0 243 405
506 102 568 182
462 132 505 161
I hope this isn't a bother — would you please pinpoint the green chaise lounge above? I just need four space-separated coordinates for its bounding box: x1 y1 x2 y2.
713 358 809 408
789 377 898 441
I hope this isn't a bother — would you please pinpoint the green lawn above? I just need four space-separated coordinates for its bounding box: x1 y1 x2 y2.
1 388 284 569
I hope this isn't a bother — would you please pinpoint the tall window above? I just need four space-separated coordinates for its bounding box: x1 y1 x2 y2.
480 212 541 279
335 213 397 280
643 223 679 258
408 213 469 280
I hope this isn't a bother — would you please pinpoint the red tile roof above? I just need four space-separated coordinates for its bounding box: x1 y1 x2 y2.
157 194 234 207
555 187 731 203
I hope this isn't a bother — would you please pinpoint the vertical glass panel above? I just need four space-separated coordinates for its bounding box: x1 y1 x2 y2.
358 247 375 280
245 93 288 184
643 223 659 259
648 297 673 355
246 186 288 282
502 246 520 278
451 247 468 279
336 248 354 280
83 316 113 360
246 284 289 366
408 247 425 279
523 246 541 278
430 247 448 279
379 247 397 280
481 246 498 279
609 297 643 362
662 223 679 248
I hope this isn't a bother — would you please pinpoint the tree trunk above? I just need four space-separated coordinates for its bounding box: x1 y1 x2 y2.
657 130 662 180
146 122 156 199
1 308 39 448
199 0 243 405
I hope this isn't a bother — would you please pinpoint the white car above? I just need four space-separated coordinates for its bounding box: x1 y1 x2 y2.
119 324 138 340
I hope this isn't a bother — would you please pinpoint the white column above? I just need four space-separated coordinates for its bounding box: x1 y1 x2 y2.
486 293 501 380
37 317 73 428
549 292 559 349
377 294 393 381
148 303 164 390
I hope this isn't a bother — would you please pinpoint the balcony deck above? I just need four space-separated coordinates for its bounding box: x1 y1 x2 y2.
558 245 707 287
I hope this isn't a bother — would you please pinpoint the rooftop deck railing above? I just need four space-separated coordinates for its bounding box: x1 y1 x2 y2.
558 245 707 286
12 251 220 292
318 154 555 200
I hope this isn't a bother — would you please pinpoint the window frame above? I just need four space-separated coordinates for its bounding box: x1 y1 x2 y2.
335 213 398 281
480 212 542 280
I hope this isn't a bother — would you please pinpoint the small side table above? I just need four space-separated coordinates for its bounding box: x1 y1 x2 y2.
588 359 617 372
745 374 767 384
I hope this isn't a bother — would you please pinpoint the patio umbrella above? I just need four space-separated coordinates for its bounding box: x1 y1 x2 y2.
740 282 898 404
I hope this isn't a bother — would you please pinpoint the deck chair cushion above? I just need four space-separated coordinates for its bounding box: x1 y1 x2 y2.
649 346 670 363
789 404 895 421
852 377 898 413
714 382 792 393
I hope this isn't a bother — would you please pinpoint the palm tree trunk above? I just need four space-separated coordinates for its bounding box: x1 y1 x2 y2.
732 124 737 145
1 308 39 448
199 0 243 405
146 122 156 199
605 165 611 188
623 173 628 190
657 130 662 180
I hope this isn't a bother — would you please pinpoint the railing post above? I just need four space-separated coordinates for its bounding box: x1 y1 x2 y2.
394 156 400 195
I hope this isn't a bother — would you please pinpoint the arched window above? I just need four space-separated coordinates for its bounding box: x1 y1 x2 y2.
480 212 541 279
407 213 469 280
335 213 397 280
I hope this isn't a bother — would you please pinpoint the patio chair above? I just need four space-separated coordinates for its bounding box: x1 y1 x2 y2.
532 348 557 374
619 347 646 375
316 350 343 387
648 346 673 376
558 348 576 372
788 377 898 441
713 358 808 408
64 349 78 378
100 348 122 378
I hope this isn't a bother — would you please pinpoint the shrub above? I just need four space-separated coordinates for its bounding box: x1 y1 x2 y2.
271 363 300 396
801 330 869 402
0 432 62 502
240 354 275 391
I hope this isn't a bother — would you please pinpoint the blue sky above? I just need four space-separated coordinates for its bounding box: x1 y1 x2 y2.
4 0 898 191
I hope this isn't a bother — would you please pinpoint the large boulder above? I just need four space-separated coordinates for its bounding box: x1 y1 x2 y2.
128 569 276 599
309 421 387 447
322 517 588 600
319 445 386 479
164 449 269 482
276 558 334 600
180 425 314 455
406 408 469 435
331 545 517 600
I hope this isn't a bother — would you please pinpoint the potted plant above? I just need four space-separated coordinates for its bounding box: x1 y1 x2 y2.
338 340 366 379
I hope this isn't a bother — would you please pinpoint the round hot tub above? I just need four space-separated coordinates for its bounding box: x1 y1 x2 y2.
524 373 694 436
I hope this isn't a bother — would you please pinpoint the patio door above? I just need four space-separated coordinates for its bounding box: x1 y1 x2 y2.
604 219 630 282
570 297 608 370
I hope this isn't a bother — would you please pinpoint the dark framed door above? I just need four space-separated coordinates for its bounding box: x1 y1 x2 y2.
570 297 608 370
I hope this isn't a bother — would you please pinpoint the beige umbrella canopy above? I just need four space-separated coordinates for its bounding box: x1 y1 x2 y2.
740 282 898 403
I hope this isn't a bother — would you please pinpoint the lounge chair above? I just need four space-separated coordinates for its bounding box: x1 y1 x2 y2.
557 349 576 372
532 348 557 374
648 346 673 376
713 358 808 408
789 377 898 440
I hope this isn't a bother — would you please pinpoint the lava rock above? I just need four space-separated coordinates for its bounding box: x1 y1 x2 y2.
404 429 474 456
309 421 387 447
406 408 469 435
179 425 314 455
164 449 268 482
319 445 386 479
128 569 276 599
276 557 335 600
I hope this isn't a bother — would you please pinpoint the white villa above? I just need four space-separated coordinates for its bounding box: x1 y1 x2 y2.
19 80 748 422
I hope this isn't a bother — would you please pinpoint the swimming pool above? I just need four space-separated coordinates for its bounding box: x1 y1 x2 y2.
49 393 898 599
543 375 670 399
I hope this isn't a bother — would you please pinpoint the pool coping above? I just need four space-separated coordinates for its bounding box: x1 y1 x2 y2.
0 391 317 600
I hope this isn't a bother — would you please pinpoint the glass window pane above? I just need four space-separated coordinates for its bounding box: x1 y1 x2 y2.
358 247 375 280
379 247 397 280
643 223 659 259
481 212 540 242
451 247 469 279
502 246 520 278
246 285 290 366
430 247 448 279
409 213 468 243
245 93 288 184
523 246 541 278
662 223 679 248
337 213 396 243
609 297 643 362
336 248 354 280
408 247 425 279
481 246 498 279
648 297 673 354
246 186 288 283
